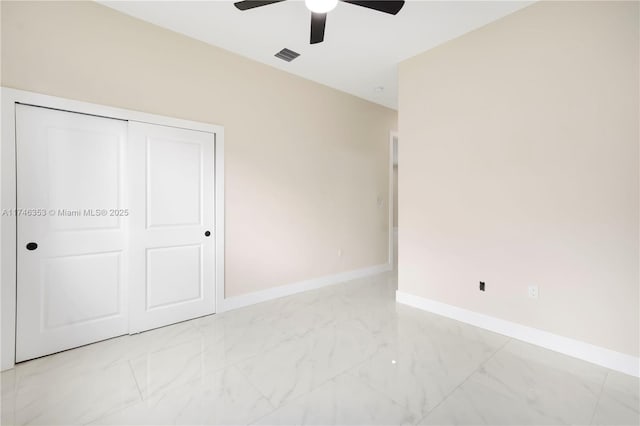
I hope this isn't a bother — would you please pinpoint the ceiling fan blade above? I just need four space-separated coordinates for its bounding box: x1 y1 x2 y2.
310 12 327 44
234 0 286 11
341 1 405 15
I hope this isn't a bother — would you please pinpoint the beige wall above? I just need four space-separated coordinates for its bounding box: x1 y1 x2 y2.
399 1 639 356
1 1 397 298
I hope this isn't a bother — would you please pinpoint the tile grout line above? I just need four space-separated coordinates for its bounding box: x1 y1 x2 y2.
222 364 284 426
414 336 513 425
245 330 390 425
82 361 146 426
248 300 421 426
238 278 395 423
247 364 376 426
127 359 144 402
233 362 280 414
588 370 609 425
340 356 424 424
232 333 319 424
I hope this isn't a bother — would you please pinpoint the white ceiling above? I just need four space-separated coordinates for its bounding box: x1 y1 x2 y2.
101 1 532 109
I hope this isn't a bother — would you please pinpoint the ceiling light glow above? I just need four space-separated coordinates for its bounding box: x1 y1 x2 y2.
305 0 338 14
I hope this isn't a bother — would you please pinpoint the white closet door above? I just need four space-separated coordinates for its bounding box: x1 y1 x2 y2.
128 121 215 333
16 105 128 362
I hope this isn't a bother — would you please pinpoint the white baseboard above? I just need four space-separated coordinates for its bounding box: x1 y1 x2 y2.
396 291 640 378
220 264 392 312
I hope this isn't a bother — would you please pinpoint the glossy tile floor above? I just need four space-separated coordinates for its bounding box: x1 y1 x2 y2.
1 272 639 425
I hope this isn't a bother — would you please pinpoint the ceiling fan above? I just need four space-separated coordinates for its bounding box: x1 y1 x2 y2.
233 0 405 44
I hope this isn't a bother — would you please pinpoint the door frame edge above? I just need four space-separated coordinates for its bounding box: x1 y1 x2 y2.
388 130 398 268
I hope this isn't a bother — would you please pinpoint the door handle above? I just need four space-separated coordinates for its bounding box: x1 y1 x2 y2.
26 242 38 251
204 230 211 237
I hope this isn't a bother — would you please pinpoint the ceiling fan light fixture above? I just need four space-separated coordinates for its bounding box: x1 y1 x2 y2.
305 0 338 14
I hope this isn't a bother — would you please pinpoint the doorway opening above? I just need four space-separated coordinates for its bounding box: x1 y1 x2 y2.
389 131 398 271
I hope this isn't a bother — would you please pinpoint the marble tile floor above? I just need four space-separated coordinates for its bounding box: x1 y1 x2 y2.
1 272 638 425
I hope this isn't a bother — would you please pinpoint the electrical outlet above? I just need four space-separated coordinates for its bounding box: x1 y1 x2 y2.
337 248 343 257
479 281 485 292
528 285 539 299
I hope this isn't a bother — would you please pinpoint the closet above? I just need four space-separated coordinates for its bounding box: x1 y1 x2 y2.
14 104 217 362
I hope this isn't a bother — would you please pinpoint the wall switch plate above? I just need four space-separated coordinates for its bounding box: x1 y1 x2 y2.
337 248 343 257
528 285 539 299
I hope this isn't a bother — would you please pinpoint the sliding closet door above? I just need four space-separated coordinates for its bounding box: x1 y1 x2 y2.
128 122 215 333
15 105 128 362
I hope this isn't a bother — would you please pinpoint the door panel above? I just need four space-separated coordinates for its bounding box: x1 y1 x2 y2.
16 105 128 362
146 245 202 310
47 126 121 231
128 122 215 333
43 252 122 329
147 137 202 228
